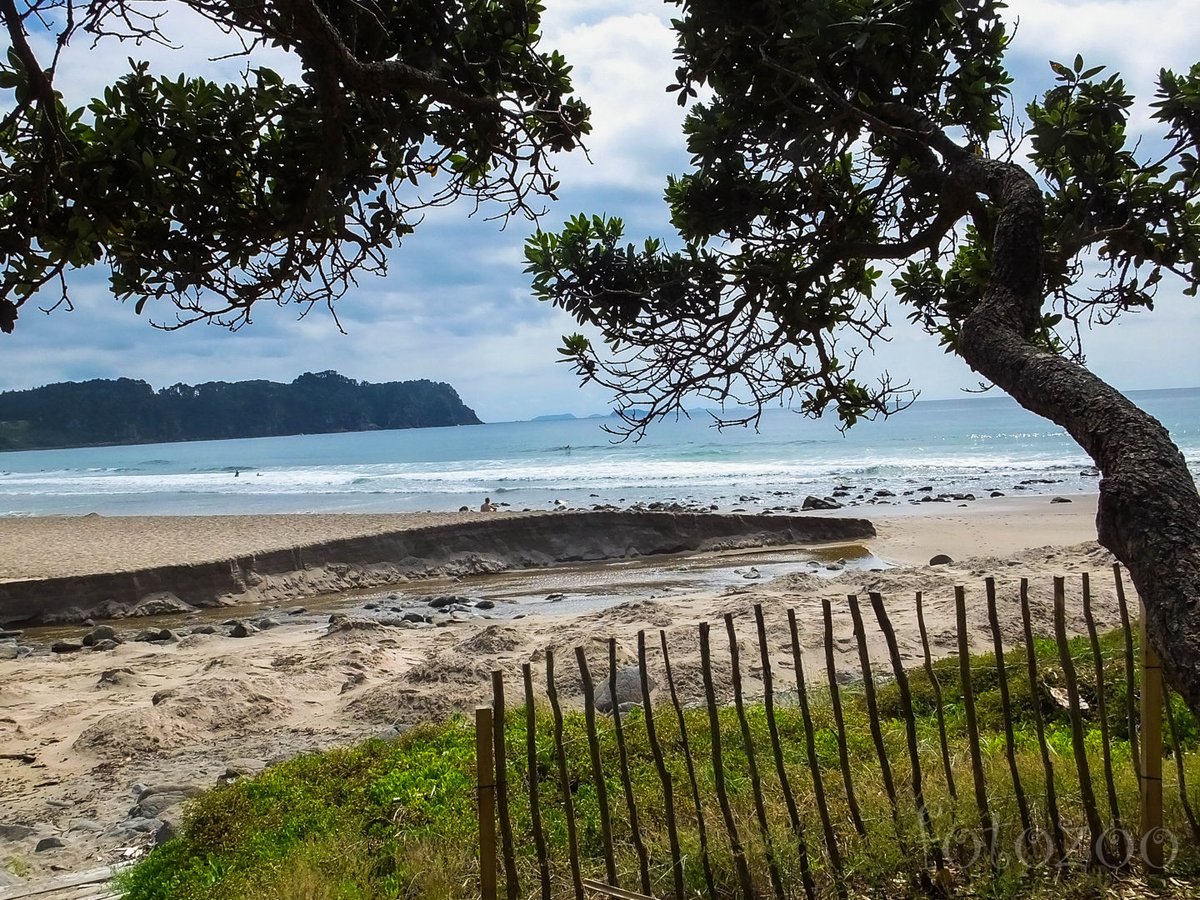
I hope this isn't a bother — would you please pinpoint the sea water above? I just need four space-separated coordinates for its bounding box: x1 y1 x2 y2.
0 388 1196 517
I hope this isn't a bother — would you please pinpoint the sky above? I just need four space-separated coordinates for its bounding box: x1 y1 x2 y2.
2 0 1198 423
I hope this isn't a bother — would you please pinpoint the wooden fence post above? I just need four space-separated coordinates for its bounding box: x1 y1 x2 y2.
1139 599 1165 872
477 705 498 900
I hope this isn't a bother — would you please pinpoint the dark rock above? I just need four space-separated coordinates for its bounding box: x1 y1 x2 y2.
82 625 120 646
229 621 258 638
1050 496 1072 504
189 625 217 635
35 836 66 851
254 617 280 630
0 629 23 640
156 809 182 845
0 824 35 842
929 554 954 566
474 599 495 610
112 818 160 836
151 689 176 705
990 491 1005 498
51 640 83 654
545 593 566 603
133 628 176 643
596 667 655 713
130 592 195 617
874 489 895 497
428 595 467 609
802 495 842 511
400 611 429 624
918 485 933 492
90 639 120 652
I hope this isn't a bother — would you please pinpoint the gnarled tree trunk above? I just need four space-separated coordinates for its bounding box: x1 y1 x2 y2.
957 158 1200 714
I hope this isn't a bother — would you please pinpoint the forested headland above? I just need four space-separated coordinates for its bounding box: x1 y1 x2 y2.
0 371 481 450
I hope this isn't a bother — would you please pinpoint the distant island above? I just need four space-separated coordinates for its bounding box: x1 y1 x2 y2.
0 371 481 451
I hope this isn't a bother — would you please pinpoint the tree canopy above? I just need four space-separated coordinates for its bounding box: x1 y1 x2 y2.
525 0 1200 709
0 0 589 334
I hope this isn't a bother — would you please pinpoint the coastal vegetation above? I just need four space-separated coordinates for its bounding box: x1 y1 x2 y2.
0 371 480 450
118 629 1200 899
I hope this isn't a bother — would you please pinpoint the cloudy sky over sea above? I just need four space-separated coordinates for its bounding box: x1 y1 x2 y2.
6 0 1199 422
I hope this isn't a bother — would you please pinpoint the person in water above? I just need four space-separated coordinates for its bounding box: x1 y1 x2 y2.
480 497 496 512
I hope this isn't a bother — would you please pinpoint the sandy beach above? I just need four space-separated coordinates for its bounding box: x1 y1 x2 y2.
0 495 1119 884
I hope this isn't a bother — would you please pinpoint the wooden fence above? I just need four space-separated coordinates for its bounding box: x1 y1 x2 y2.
471 566 1197 898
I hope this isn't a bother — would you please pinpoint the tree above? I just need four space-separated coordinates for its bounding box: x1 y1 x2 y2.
0 0 588 334
525 0 1200 710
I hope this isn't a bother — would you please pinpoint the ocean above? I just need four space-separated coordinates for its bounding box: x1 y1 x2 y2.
0 388 1196 517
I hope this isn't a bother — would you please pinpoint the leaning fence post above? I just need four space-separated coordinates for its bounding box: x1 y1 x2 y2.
955 585 995 868
1139 599 1164 873
1053 576 1104 867
491 671 520 900
477 705 498 900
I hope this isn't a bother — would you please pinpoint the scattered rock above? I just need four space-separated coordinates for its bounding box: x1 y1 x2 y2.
545 593 566 603
51 640 83 654
1050 496 1072 504
133 628 177 643
474 599 495 610
874 489 895 497
1080 467 1100 477
990 491 1005 498
0 643 19 660
90 638 120 652
801 495 842 510
189 625 217 635
111 818 160 836
82 625 120 646
35 836 65 852
68 819 103 833
131 592 195 617
156 809 183 845
596 667 655 713
929 554 953 566
228 621 258 638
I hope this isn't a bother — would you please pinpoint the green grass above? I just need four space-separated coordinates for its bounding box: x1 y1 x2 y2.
119 629 1200 899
